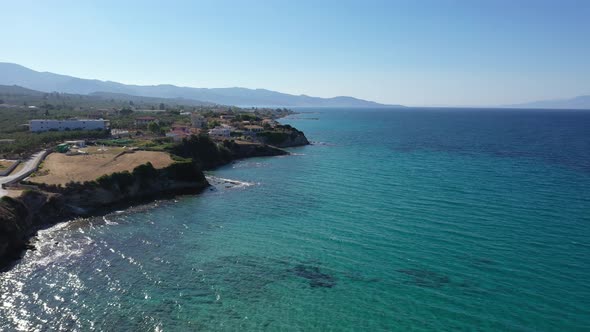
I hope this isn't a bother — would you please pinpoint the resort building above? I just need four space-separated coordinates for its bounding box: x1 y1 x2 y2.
166 130 190 142
244 125 264 135
171 125 191 133
208 125 232 138
29 119 109 132
165 125 192 142
262 119 277 127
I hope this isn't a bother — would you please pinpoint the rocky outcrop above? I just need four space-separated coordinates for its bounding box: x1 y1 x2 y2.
0 127 310 270
256 125 310 148
170 135 290 170
271 132 310 148
227 141 288 160
0 161 209 270
0 191 66 268
38 161 209 211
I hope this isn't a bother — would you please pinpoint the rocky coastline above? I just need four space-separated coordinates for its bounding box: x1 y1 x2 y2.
0 134 309 270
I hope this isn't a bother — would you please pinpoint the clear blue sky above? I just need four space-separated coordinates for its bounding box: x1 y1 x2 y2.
2 0 589 106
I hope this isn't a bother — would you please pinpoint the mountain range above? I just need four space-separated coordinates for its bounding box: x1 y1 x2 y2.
505 95 590 110
0 63 398 108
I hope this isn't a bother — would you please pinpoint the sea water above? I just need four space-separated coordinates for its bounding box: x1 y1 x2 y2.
1 108 589 331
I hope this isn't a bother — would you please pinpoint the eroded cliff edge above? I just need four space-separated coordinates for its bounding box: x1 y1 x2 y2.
0 135 304 270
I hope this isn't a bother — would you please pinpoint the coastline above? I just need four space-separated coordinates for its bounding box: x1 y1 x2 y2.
0 132 309 271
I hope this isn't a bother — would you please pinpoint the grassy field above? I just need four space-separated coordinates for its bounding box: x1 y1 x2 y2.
0 160 16 170
29 149 174 186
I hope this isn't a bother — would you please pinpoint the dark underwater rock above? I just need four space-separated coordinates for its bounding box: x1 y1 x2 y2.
292 264 337 288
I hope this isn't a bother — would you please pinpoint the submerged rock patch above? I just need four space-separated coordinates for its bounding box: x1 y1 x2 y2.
291 264 337 288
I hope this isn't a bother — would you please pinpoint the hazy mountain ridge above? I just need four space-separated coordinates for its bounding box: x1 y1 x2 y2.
0 63 399 107
505 95 590 110
0 84 217 108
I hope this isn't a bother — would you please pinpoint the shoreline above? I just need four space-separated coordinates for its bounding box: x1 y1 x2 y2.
0 135 309 271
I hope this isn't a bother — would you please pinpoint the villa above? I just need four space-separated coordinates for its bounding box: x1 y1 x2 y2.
208 125 232 138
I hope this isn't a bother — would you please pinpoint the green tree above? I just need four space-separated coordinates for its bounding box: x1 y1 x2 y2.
120 107 133 115
148 122 161 135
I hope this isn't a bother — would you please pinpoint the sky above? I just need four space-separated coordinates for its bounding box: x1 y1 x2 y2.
1 0 589 106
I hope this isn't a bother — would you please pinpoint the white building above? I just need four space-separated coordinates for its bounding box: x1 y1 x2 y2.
64 140 86 148
208 125 232 138
29 119 109 132
111 129 130 138
244 125 264 133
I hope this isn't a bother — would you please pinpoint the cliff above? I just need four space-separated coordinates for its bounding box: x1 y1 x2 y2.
256 125 310 148
0 161 208 269
169 135 290 169
0 191 65 268
0 131 309 270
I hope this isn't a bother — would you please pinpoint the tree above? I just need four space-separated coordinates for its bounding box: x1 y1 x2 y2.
148 122 161 135
159 103 165 110
120 107 133 115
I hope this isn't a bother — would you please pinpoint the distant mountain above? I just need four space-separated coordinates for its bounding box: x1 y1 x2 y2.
88 91 215 107
0 63 400 107
0 84 44 96
506 95 590 110
0 84 216 108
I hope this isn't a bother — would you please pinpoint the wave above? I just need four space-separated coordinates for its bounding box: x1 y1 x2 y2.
311 141 336 146
206 176 256 189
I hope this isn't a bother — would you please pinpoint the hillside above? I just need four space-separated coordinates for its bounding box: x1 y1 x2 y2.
0 84 213 108
0 63 401 107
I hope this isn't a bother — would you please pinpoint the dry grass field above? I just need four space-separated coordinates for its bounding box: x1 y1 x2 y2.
0 160 16 170
29 148 174 186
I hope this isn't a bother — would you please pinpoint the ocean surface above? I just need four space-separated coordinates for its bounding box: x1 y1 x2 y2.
1 107 590 331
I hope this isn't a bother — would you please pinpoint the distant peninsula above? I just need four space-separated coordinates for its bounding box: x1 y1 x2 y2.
0 63 403 108
504 95 590 110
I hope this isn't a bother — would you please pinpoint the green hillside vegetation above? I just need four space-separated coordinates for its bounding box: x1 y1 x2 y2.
0 84 299 158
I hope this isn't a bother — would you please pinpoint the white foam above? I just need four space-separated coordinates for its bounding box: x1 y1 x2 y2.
103 216 118 225
206 176 255 189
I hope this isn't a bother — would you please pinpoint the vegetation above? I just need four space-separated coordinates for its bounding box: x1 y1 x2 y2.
32 161 205 194
169 135 233 169
0 84 300 158
0 129 110 157
257 131 290 144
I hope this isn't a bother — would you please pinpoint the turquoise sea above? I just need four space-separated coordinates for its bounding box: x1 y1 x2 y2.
1 108 590 331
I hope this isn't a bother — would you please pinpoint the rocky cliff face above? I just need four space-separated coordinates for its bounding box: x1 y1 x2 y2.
0 129 310 269
228 142 288 160
256 126 310 148
0 162 209 269
0 191 67 268
54 162 209 211
272 132 310 148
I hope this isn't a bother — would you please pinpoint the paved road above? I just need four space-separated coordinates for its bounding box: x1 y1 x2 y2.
0 150 47 197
